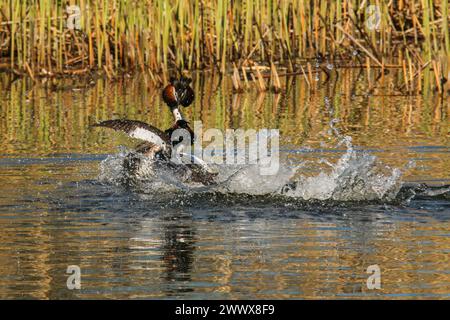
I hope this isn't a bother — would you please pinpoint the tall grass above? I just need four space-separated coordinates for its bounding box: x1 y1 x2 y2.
0 0 449 92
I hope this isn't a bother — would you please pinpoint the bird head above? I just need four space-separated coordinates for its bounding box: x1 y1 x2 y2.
162 76 195 109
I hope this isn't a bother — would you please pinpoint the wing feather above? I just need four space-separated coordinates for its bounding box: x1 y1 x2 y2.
92 119 171 153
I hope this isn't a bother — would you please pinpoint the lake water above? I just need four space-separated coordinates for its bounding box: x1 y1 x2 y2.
0 71 449 299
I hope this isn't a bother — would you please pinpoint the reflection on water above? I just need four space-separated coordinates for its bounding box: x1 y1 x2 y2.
0 72 449 299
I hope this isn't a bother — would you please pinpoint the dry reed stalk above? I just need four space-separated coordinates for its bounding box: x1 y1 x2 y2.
335 24 383 68
307 62 313 86
255 67 267 92
366 57 372 88
402 59 409 93
299 64 310 88
232 63 243 93
431 60 442 93
241 66 249 90
270 62 281 93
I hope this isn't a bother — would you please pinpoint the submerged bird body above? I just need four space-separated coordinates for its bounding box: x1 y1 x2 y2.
121 152 217 187
93 78 217 186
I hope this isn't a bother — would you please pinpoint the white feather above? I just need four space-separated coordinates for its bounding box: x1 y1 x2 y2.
129 127 167 149
172 108 183 121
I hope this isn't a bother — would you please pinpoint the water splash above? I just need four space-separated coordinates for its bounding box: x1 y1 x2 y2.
98 146 190 193
97 96 407 203
98 136 404 203
280 138 403 201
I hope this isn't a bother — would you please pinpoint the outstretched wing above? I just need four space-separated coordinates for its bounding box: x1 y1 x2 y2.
92 119 172 153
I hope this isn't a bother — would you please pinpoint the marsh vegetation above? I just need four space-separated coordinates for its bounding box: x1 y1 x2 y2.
0 0 449 94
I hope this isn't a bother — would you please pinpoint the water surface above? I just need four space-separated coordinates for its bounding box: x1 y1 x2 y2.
0 72 449 299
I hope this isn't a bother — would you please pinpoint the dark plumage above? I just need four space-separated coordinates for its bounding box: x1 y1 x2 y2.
92 77 217 186
165 119 195 146
92 119 169 140
92 120 217 185
162 76 195 108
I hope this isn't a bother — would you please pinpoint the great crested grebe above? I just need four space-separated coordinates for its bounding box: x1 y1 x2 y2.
92 77 218 186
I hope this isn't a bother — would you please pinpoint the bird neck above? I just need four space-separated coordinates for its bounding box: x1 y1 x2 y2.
172 107 184 121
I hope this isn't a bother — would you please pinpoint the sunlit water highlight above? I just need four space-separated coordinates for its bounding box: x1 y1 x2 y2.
0 72 449 299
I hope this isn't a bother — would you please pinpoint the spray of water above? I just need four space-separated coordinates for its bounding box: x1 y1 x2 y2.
98 97 407 202
278 96 404 201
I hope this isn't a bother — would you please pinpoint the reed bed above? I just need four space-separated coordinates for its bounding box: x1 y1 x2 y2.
0 0 449 94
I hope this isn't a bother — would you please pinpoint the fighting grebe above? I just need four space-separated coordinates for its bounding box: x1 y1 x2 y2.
93 77 217 186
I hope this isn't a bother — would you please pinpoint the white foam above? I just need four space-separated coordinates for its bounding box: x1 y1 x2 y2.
98 135 404 202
